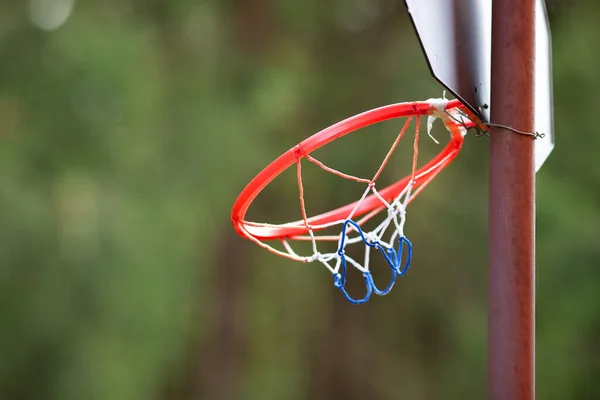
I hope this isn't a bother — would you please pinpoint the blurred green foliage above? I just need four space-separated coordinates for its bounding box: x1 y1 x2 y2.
0 1 598 399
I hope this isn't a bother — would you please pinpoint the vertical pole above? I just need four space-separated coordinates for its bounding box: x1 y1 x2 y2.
488 0 536 399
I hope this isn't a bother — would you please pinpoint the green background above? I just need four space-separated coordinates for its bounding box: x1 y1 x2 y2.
0 1 597 399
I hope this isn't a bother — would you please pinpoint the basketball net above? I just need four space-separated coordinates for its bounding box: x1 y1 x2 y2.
234 98 477 303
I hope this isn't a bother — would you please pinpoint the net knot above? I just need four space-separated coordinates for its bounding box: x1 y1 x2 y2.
306 252 323 263
364 232 378 245
387 205 405 218
291 145 306 160
333 273 343 288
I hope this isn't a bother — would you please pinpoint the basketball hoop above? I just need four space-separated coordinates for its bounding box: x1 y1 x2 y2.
231 98 481 303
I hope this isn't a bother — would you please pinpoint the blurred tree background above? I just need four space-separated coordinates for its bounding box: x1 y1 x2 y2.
0 0 598 399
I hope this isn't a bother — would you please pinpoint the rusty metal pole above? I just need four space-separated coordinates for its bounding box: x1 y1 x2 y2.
488 0 536 399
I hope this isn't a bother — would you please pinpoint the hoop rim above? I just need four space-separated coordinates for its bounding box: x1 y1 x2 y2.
232 99 470 241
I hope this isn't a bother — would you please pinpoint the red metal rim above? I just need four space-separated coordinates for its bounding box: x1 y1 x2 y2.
232 99 468 241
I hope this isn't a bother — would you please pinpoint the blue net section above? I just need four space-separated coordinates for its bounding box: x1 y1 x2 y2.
333 220 413 304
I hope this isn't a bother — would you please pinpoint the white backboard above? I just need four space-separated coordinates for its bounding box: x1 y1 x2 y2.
405 0 554 171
